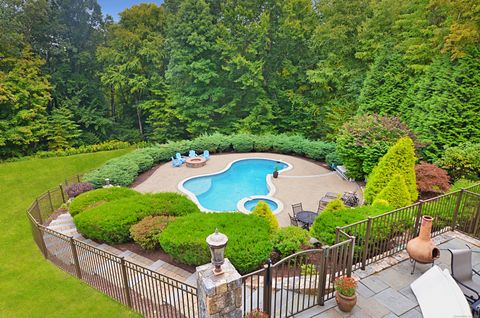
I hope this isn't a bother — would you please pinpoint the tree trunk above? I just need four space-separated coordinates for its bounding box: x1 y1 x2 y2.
110 85 115 120
136 107 144 137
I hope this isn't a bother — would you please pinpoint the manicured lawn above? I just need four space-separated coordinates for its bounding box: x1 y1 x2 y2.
0 149 141 318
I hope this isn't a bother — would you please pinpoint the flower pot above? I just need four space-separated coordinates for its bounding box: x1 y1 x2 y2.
335 291 357 312
273 171 279 178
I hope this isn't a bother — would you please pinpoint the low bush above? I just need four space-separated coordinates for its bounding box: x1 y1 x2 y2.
310 204 393 245
326 151 341 168
65 182 93 198
69 187 140 216
448 178 478 193
436 142 480 181
83 156 139 188
130 215 175 250
323 198 345 213
159 213 272 274
252 201 279 232
415 162 450 194
253 134 276 152
230 134 255 152
189 133 231 153
272 227 311 258
35 140 131 158
73 192 199 244
303 141 336 161
374 174 412 209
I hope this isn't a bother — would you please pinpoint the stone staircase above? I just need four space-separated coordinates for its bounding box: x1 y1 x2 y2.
45 213 197 287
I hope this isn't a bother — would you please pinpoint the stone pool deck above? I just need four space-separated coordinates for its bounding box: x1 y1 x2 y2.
296 231 480 318
133 152 361 227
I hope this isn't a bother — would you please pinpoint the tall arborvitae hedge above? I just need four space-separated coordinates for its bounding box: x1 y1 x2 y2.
364 137 418 204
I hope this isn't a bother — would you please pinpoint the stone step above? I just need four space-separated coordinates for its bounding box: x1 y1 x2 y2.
147 259 166 271
60 228 79 235
47 224 75 232
56 213 73 221
49 219 74 227
97 244 123 255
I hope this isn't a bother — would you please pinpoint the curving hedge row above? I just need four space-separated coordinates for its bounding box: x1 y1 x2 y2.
159 212 272 274
84 133 337 187
72 188 200 244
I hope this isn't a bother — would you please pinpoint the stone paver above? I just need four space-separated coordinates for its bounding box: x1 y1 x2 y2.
374 288 417 316
361 275 389 293
356 282 375 298
399 308 422 318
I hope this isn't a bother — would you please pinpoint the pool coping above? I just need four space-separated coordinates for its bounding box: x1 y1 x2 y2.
177 157 293 213
236 196 284 215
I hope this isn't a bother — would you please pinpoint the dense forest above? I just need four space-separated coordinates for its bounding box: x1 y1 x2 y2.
0 0 479 159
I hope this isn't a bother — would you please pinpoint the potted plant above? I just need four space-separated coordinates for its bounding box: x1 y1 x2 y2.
273 165 279 178
335 276 357 312
245 309 268 318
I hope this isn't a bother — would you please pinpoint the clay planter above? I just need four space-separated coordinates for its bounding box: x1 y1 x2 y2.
273 171 279 178
336 291 357 312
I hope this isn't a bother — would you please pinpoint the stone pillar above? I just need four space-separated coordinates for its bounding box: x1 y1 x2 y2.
197 258 242 318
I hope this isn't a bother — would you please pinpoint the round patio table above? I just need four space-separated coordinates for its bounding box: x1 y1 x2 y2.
296 211 317 229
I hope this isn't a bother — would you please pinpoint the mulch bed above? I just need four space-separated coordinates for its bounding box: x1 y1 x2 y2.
113 242 196 273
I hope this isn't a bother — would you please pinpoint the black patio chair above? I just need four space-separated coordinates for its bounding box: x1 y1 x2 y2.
448 248 480 305
289 213 299 227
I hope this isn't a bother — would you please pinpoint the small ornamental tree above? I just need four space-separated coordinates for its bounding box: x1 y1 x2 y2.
364 137 418 204
374 174 412 209
415 162 450 194
252 201 279 232
323 198 346 213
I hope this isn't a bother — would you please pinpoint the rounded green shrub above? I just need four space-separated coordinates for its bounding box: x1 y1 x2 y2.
69 187 140 216
303 141 336 161
253 134 275 152
323 197 345 213
252 200 278 232
122 151 154 172
83 157 139 188
73 192 200 244
310 205 392 245
130 215 175 250
230 134 255 152
159 213 272 274
189 133 232 153
374 174 411 209
272 226 311 258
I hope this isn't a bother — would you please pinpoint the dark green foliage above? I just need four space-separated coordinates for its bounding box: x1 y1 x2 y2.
159 213 272 274
69 187 141 216
326 152 342 168
310 205 392 245
303 141 336 161
121 152 154 173
336 115 417 179
436 143 480 181
73 192 200 244
130 215 175 250
230 134 255 152
83 157 140 188
364 137 418 204
323 198 345 213
272 227 311 258
252 200 279 232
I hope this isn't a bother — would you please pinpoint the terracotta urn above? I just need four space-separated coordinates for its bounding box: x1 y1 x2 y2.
406 215 440 263
336 291 357 312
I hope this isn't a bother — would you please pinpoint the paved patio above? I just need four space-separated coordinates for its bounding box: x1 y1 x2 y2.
134 152 361 227
297 231 480 317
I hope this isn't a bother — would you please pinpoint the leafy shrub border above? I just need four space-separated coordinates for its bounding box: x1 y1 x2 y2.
84 133 336 188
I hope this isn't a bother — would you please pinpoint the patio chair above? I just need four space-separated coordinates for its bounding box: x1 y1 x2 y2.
448 248 480 304
188 150 197 158
291 203 303 216
175 153 186 163
289 214 298 227
202 150 210 160
171 157 182 168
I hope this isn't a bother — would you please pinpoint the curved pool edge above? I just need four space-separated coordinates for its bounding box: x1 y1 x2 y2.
237 196 284 215
177 157 292 212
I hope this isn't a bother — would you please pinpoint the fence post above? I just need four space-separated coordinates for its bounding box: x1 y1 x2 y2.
36 223 48 259
413 200 424 235
263 260 272 316
35 198 43 224
70 237 82 279
347 236 355 277
120 257 132 307
47 190 54 212
451 189 464 231
317 248 327 306
77 175 81 183
335 227 340 243
59 184 66 203
361 218 372 270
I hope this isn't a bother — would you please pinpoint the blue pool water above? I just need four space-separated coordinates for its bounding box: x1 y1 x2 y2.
244 199 278 212
182 159 287 211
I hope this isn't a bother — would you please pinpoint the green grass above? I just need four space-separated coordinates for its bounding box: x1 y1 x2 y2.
0 149 141 318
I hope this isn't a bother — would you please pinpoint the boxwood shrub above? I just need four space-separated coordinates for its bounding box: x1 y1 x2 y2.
69 187 140 216
272 226 311 258
73 192 200 244
159 213 272 274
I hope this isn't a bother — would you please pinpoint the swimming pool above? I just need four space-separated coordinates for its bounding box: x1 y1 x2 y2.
180 158 289 211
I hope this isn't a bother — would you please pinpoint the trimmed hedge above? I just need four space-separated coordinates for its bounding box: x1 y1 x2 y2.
130 215 175 250
73 192 200 244
310 204 393 245
252 200 279 232
84 134 337 188
69 187 140 216
272 226 311 258
159 213 272 274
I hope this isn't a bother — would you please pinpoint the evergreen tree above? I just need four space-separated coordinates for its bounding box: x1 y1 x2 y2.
46 107 81 150
364 137 418 203
373 174 412 208
252 200 279 232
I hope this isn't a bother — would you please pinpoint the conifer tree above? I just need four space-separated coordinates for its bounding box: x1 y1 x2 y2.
46 107 81 150
374 174 412 208
252 200 279 232
364 137 418 203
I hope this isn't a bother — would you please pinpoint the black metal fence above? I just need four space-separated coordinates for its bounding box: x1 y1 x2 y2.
27 177 198 318
241 237 355 318
336 185 480 271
